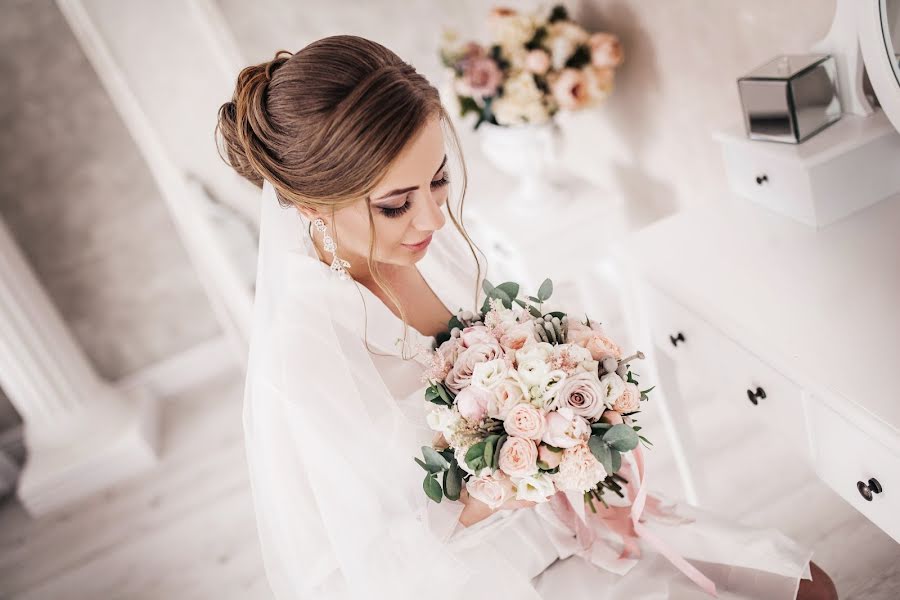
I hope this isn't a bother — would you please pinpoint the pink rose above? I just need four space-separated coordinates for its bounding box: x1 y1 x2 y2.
554 442 608 492
455 385 492 421
455 56 503 99
554 371 606 420
459 324 497 348
538 444 563 469
466 471 514 509
498 436 539 477
612 382 641 414
503 403 546 441
587 32 624 68
550 68 590 111
541 406 591 449
524 49 551 75
445 340 504 393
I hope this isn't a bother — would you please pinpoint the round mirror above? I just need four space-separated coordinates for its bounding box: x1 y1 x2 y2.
860 0 900 132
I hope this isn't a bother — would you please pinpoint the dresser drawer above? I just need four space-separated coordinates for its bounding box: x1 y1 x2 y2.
642 282 807 450
804 394 900 543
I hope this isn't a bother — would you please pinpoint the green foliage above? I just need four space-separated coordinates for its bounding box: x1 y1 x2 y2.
603 424 640 452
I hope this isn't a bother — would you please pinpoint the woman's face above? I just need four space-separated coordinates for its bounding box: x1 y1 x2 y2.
305 114 450 277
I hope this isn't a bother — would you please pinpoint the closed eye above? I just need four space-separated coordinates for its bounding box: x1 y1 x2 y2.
378 173 451 218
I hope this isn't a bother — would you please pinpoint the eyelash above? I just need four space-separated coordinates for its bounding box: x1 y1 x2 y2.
379 174 450 218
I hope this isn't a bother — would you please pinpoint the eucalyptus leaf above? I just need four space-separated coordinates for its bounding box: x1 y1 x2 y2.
602 424 640 452
591 422 612 432
443 459 462 500
482 279 495 295
422 446 450 471
465 441 487 472
423 473 443 503
435 383 455 406
483 434 500 469
610 448 622 473
492 434 508 469
588 435 613 474
496 282 520 301
414 457 440 474
538 278 553 301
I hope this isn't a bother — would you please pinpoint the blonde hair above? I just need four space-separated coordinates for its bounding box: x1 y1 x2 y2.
215 35 484 358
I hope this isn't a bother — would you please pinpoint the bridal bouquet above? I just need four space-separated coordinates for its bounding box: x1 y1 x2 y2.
439 4 624 128
414 278 653 513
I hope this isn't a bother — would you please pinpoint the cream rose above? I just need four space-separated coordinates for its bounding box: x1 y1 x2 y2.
541 406 591 448
425 405 461 438
612 381 641 414
487 378 527 419
554 371 606 419
445 340 504 393
587 32 624 68
554 441 608 492
524 49 551 75
497 436 539 477
466 471 514 509
550 67 591 111
503 402 546 441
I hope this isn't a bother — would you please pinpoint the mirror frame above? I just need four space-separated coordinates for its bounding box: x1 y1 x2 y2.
859 0 900 133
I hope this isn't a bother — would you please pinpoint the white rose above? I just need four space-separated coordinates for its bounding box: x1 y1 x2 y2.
599 372 627 409
541 406 591 448
515 342 554 386
471 358 509 390
512 472 556 503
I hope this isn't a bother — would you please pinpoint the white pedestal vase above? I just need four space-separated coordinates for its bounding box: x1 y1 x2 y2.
477 120 597 212
0 218 160 516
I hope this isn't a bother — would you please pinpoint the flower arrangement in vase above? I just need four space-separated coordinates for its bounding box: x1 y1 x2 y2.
439 4 624 209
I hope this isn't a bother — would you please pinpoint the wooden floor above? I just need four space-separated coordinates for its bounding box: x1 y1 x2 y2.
0 367 897 599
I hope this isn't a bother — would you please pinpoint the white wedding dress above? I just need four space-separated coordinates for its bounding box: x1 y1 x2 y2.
242 180 815 599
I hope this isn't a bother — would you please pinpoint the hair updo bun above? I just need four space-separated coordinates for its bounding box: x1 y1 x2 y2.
216 49 293 189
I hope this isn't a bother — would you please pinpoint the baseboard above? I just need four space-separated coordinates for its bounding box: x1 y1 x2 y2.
0 334 238 503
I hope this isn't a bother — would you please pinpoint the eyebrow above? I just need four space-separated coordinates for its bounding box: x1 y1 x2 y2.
370 154 448 202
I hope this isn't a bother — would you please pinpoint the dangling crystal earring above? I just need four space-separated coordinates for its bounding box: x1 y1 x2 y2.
313 217 351 280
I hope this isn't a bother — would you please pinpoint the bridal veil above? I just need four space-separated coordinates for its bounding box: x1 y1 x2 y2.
241 179 545 599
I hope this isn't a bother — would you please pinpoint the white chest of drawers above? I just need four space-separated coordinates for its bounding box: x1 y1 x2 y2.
614 193 900 543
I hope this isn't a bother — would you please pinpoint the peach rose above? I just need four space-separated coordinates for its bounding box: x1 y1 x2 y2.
554 441 608 492
498 436 539 477
612 381 641 414
498 320 536 351
455 385 492 422
538 444 563 469
503 403 546 441
524 49 551 75
541 406 591 449
550 68 591 111
554 371 606 419
588 32 624 68
567 321 622 362
466 471 514 509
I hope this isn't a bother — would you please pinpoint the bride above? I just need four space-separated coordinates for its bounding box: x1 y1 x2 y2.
216 35 838 600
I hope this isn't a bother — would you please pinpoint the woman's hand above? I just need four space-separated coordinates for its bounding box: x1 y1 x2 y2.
457 486 537 527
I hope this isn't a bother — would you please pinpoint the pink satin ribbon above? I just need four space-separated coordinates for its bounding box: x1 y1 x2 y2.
549 444 718 597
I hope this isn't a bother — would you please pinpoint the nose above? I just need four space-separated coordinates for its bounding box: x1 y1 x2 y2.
413 188 446 232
